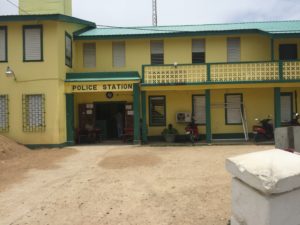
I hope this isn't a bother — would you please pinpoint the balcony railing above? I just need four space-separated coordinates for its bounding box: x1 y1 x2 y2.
142 60 300 85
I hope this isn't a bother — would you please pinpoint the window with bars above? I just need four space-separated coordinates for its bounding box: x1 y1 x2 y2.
23 25 43 61
0 26 7 62
65 32 72 67
149 96 166 126
83 43 96 68
192 39 205 63
227 37 240 62
0 95 9 132
112 41 125 67
22 94 45 132
192 95 206 125
150 40 164 65
225 94 243 125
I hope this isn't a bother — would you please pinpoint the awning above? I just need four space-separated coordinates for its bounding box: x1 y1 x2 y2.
65 71 140 82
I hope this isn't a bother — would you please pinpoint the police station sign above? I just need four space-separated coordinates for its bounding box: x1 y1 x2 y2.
69 83 134 93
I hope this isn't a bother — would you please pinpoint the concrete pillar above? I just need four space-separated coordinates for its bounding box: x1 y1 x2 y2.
133 83 141 145
226 149 300 225
65 93 74 145
205 89 212 143
141 91 148 143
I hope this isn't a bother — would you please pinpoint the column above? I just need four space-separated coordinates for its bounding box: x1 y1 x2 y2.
205 89 212 143
133 83 141 144
141 91 148 143
65 93 74 145
274 87 281 128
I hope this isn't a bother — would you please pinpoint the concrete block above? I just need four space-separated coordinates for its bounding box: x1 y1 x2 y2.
275 127 294 150
226 149 300 194
231 178 300 225
293 126 300 153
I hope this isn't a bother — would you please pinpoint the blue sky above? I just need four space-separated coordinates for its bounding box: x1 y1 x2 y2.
1 0 300 26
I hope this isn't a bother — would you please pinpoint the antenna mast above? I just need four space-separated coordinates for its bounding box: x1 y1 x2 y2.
152 0 157 26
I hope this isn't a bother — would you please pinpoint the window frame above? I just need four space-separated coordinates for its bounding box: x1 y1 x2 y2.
22 94 46 132
280 92 293 124
150 40 164 65
0 26 8 63
192 39 205 64
23 25 43 62
192 94 206 125
279 44 298 61
225 93 243 125
227 37 241 63
83 42 96 68
0 95 9 132
65 32 72 68
112 41 126 68
149 96 166 127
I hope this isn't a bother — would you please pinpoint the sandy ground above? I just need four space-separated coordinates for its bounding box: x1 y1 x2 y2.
0 144 274 225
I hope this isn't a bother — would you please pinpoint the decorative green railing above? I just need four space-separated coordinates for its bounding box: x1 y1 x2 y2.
142 60 300 85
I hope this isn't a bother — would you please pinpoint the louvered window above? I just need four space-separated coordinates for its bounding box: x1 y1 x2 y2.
83 43 96 68
23 25 43 61
227 37 240 62
151 40 164 65
0 95 9 132
149 96 166 126
113 42 125 67
22 94 45 132
280 93 293 123
192 95 206 124
225 94 243 124
192 39 205 63
65 32 72 67
0 26 7 62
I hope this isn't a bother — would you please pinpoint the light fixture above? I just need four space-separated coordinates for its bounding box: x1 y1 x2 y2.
5 66 16 80
174 62 178 68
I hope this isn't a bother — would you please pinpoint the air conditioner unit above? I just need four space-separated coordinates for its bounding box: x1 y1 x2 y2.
176 112 192 123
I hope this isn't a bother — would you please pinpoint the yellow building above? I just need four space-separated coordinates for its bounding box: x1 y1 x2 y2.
1 0 300 146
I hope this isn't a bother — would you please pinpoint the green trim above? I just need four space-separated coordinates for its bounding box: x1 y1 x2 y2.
207 64 211 81
279 61 283 80
23 25 43 62
274 87 281 128
212 133 253 139
65 32 72 68
0 26 8 62
26 142 70 149
66 94 74 145
192 94 206 125
74 29 271 40
65 71 140 82
148 95 166 127
133 83 141 144
0 14 96 27
280 92 293 123
141 91 148 143
142 65 145 83
224 93 243 125
205 90 212 143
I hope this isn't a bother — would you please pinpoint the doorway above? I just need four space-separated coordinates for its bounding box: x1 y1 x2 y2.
94 102 125 140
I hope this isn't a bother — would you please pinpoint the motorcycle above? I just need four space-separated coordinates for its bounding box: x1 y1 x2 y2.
253 117 274 142
185 119 199 143
290 113 300 126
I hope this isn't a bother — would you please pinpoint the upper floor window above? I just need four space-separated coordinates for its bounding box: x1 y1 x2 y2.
150 40 164 65
65 32 72 67
0 26 7 62
113 41 125 67
192 39 205 63
279 44 298 60
83 43 96 68
227 37 240 62
23 25 43 61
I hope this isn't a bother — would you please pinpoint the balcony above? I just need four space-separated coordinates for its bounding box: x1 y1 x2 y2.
142 60 300 85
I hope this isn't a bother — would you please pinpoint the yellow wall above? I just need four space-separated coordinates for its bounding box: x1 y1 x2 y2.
19 0 72 16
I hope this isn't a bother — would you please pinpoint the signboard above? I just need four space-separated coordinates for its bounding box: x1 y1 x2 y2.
67 83 134 93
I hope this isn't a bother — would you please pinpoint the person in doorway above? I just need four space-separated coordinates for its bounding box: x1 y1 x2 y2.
115 111 123 138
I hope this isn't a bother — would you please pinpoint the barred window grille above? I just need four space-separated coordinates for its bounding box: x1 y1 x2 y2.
0 95 9 132
65 32 72 67
22 94 45 132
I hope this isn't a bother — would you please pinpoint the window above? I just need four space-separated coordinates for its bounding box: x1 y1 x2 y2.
0 26 7 62
83 43 96 68
227 37 240 62
280 93 293 123
225 94 243 125
149 96 166 126
192 95 206 124
22 94 45 132
65 32 72 67
192 39 205 63
23 25 43 61
0 95 9 132
150 40 164 65
113 42 125 67
279 44 298 60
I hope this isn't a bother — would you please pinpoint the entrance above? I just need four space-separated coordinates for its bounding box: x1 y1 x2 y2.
94 102 125 140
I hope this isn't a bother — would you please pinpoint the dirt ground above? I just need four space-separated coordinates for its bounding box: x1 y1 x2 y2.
0 144 274 225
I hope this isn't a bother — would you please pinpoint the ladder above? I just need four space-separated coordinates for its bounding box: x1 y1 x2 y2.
240 105 249 141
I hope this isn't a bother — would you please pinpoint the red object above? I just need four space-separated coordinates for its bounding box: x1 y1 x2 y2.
185 122 199 142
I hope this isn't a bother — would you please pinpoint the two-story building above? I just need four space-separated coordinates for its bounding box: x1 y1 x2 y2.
1 0 300 146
